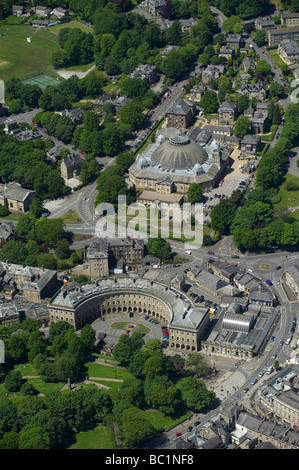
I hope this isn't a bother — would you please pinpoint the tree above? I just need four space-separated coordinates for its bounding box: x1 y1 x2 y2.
270 83 285 101
118 101 144 130
237 94 249 113
18 425 50 449
121 407 156 447
187 184 204 203
55 239 71 259
142 355 166 380
234 115 252 138
199 90 219 114
79 324 96 356
253 30 266 47
210 199 236 236
176 376 215 412
186 353 212 377
146 238 172 262
4 370 23 392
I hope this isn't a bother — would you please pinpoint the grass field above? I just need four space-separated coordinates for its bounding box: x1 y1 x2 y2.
145 409 191 431
68 423 116 449
49 21 93 35
0 24 60 83
85 362 133 381
273 173 299 229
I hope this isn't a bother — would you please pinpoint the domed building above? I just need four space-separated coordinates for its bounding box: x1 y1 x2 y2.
129 130 232 195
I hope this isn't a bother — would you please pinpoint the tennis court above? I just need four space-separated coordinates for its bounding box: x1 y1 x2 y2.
22 73 62 91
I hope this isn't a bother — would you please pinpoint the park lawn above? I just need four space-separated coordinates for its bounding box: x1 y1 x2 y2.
14 363 37 376
85 362 133 380
268 48 287 69
61 210 82 224
59 61 95 73
68 423 116 449
273 173 299 228
49 20 93 35
23 378 64 395
146 409 191 431
85 379 122 390
92 353 119 364
0 25 60 82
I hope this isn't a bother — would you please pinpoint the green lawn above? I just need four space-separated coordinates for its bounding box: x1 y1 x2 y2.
268 48 287 69
85 362 133 381
85 379 122 390
49 20 93 35
68 423 116 449
0 24 60 82
146 409 191 431
273 173 299 229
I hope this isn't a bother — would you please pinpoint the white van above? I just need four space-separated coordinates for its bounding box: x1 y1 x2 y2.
266 366 273 375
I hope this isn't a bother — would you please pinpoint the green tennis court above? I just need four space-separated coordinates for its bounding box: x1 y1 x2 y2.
22 73 62 91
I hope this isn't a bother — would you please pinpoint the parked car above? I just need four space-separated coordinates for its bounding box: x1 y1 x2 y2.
176 432 182 437
187 426 192 432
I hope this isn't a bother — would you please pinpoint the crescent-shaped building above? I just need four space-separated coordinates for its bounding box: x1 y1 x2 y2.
47 277 210 352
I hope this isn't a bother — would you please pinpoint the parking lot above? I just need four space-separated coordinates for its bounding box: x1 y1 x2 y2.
90 313 168 350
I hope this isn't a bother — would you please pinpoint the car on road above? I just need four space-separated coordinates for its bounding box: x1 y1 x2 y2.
232 255 240 259
275 266 281 270
272 353 277 359
251 378 258 385
258 371 264 378
41 210 51 217
208 251 214 255
266 280 273 286
243 387 249 393
176 432 182 437
194 421 200 426
125 330 130 334
279 340 284 346
271 336 275 342
187 426 192 432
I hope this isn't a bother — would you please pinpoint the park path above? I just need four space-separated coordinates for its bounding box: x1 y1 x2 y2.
93 358 127 371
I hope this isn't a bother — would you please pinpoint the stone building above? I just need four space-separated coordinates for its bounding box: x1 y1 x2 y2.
240 81 267 101
86 237 144 277
218 101 238 126
285 265 299 299
128 132 232 193
201 65 226 83
258 365 299 430
268 26 299 47
130 64 157 84
0 182 35 214
0 262 57 302
47 277 211 353
281 12 299 27
278 39 299 65
0 302 20 327
61 154 83 180
167 99 197 129
255 16 276 31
